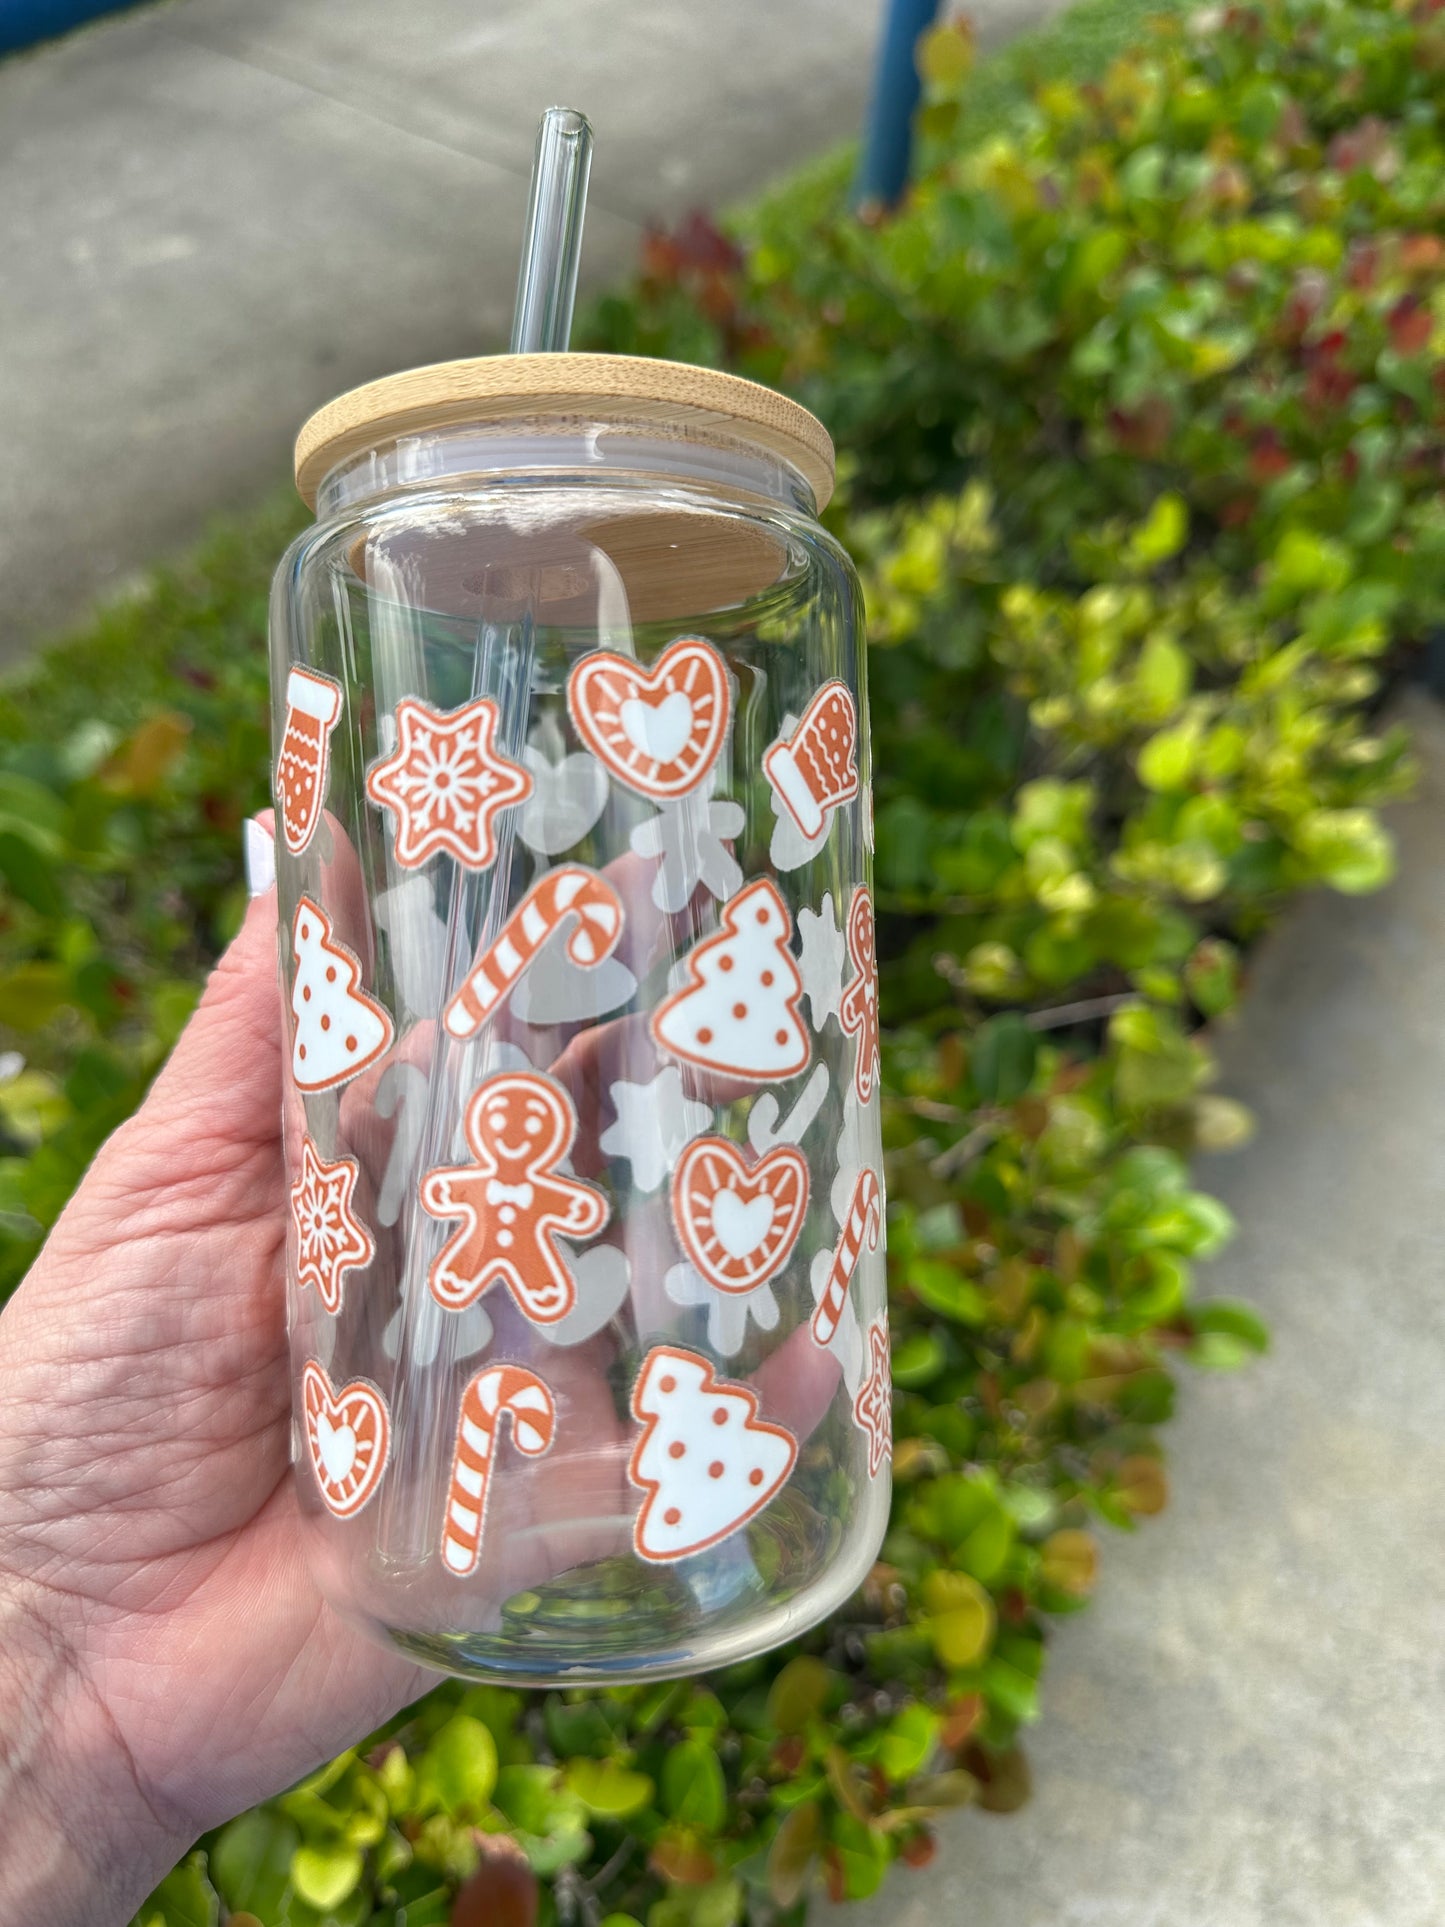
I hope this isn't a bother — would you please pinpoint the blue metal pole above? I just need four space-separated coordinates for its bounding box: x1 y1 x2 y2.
0 0 145 58
853 0 944 211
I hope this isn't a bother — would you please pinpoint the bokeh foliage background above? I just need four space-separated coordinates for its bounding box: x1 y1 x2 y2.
0 0 1433 1918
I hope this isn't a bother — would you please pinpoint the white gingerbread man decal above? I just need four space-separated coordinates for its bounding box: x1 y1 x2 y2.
419 1072 608 1324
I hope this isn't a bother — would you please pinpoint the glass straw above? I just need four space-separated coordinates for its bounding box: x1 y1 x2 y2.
381 109 594 1562
511 108 594 354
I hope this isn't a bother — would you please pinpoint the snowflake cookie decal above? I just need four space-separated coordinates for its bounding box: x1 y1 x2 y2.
290 1135 375 1315
366 696 532 871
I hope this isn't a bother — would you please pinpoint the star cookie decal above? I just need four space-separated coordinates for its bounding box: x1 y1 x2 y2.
291 1136 375 1315
366 696 532 871
853 1314 892 1478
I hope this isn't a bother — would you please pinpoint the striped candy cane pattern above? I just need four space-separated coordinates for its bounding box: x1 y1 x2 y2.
811 1167 883 1347
441 1363 557 1577
444 864 625 1040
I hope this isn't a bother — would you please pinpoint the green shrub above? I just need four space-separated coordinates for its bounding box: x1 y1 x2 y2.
0 0 1428 1919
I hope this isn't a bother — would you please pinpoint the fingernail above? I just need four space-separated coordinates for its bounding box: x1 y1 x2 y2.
245 816 276 898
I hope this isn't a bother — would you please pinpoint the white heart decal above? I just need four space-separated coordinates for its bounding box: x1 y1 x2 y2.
316 1412 358 1485
620 690 693 764
712 1187 776 1261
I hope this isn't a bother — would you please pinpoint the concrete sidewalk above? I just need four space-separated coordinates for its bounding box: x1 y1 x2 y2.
0 0 1065 659
826 691 1445 1927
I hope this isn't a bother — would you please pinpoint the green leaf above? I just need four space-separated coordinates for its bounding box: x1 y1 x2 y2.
141 1857 219 1927
660 1738 727 1831
210 1809 301 1918
1137 716 1201 792
970 1013 1037 1103
290 1843 363 1912
1126 493 1188 569
0 963 70 1032
765 1653 832 1733
563 1757 655 1818
0 830 65 915
829 1814 890 1901
876 1704 942 1784
425 1713 499 1818
766 1800 822 1907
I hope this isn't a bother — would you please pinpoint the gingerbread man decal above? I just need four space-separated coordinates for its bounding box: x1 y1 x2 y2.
419 1071 609 1324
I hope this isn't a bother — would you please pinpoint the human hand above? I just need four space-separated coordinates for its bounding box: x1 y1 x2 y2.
0 864 429 1926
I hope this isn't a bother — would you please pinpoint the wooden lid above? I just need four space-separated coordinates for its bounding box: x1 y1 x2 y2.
294 352 834 511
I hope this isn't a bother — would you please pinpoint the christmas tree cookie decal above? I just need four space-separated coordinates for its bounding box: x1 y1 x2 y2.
652 878 810 1083
290 897 394 1093
628 1345 797 1562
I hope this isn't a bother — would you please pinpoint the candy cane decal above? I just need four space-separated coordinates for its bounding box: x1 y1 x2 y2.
444 864 626 1040
441 1363 557 1576
811 1167 883 1347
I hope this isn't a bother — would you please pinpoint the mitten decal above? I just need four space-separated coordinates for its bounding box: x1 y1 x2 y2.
302 1361 390 1519
290 897 393 1093
811 1166 883 1347
853 1314 892 1477
290 1135 374 1314
838 886 881 1105
763 680 859 842
420 1072 608 1322
444 864 625 1040
442 1364 557 1577
568 637 731 801
652 878 810 1084
628 1345 797 1562
671 1136 809 1295
276 667 342 856
366 696 532 871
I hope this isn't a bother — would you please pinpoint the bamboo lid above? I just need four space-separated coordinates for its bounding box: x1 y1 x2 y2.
294 352 835 511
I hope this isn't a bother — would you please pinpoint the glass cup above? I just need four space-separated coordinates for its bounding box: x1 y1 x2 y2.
269 354 890 1683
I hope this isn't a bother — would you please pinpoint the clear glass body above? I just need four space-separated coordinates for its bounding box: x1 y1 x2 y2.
269 415 889 1684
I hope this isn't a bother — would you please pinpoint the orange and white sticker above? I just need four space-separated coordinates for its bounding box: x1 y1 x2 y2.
290 896 394 1093
838 886 880 1105
853 1314 892 1478
302 1360 391 1519
811 1166 882 1348
568 637 730 801
441 1363 558 1577
762 679 859 842
628 1345 796 1562
276 667 342 856
290 1135 374 1314
651 877 810 1084
671 1136 809 1295
420 1071 609 1322
366 696 533 871
444 864 625 1040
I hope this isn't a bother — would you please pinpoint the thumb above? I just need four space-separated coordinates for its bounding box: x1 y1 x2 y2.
130 870 283 1160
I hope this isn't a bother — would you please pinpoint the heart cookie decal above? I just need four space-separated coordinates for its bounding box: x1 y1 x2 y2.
671 1136 810 1294
302 1360 391 1519
568 637 731 801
